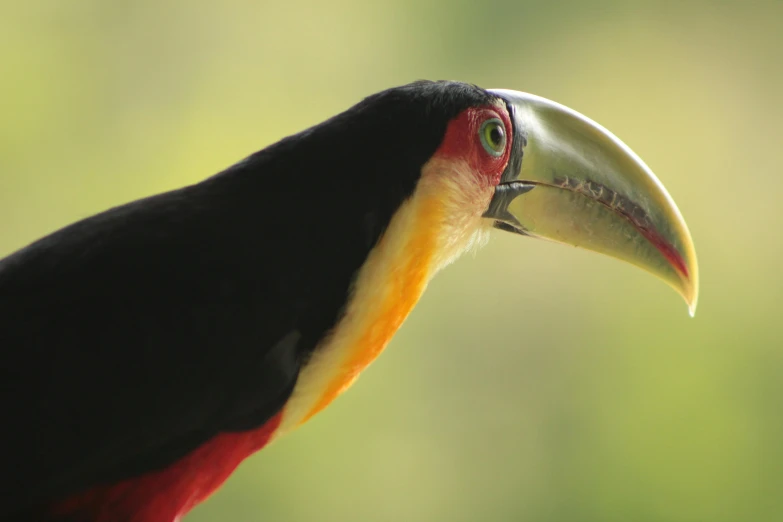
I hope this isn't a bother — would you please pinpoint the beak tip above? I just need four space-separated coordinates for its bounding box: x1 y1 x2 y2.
688 283 699 318
687 296 698 318
681 262 699 318
684 241 699 318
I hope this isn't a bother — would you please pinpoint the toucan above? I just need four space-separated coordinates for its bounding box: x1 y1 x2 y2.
0 81 698 522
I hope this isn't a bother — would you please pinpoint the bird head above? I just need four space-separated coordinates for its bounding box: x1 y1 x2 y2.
356 81 698 314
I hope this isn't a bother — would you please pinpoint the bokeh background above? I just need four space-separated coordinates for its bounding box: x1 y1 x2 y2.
2 1 781 521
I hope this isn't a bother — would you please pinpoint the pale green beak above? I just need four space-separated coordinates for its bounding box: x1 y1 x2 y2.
485 90 699 315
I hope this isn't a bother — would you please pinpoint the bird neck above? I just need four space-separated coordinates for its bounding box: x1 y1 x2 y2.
273 157 493 436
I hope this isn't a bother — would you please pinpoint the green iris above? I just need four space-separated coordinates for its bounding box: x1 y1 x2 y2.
479 118 506 156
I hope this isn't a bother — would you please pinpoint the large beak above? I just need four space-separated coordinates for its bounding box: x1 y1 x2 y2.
485 90 699 315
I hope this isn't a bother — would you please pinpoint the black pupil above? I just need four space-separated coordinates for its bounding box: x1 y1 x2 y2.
490 125 504 147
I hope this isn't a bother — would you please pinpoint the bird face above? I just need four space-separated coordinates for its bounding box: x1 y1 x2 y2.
413 88 698 314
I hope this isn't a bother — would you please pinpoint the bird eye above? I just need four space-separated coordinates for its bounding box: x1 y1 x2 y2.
479 118 506 157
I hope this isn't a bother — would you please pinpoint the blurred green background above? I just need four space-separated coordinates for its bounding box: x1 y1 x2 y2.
2 1 781 521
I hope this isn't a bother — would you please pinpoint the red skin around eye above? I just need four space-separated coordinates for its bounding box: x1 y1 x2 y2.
432 104 513 187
